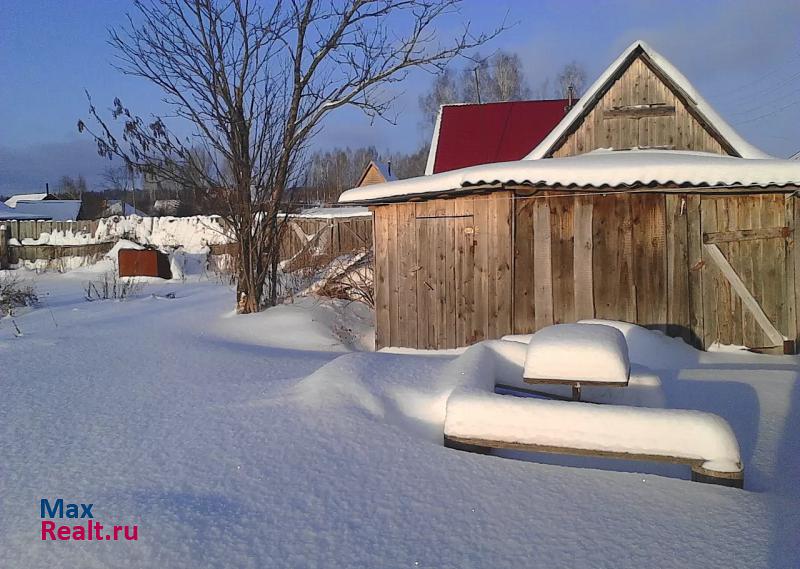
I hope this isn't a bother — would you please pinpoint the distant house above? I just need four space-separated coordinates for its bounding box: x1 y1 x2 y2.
356 160 397 187
152 199 181 216
103 200 145 217
425 99 571 175
341 39 800 354
12 200 83 221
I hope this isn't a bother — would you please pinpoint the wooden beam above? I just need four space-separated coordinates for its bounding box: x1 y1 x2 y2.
603 104 676 119
703 226 791 244
703 243 785 345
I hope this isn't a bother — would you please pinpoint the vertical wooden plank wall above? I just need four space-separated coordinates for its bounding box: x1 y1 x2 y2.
372 193 513 350
373 190 798 352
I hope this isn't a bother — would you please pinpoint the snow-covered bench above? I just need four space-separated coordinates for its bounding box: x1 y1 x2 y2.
522 323 631 401
443 389 744 488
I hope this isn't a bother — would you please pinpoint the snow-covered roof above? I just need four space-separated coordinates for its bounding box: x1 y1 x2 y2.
0 201 49 220
13 200 82 221
104 200 146 217
338 149 800 203
4 193 49 208
525 40 771 160
291 206 371 219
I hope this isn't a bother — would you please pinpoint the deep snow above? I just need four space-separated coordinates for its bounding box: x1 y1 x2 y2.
1 269 799 568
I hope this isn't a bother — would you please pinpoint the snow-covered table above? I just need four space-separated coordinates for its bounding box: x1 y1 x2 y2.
522 323 631 400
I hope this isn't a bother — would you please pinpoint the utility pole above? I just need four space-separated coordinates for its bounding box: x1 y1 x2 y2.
473 67 482 104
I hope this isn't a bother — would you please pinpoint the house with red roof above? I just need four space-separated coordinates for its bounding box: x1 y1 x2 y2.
424 99 572 175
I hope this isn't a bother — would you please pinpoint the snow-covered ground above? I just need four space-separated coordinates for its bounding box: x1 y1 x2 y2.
1 266 798 568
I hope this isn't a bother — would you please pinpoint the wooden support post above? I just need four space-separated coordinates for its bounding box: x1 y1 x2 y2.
572 384 582 401
0 224 8 269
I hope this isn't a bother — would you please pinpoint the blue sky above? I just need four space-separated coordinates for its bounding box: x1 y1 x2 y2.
1 0 798 193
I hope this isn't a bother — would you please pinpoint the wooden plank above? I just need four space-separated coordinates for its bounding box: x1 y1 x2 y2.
492 193 514 338
549 196 575 325
703 226 791 244
665 195 691 342
700 198 720 347
444 200 458 348
513 197 536 333
715 197 737 346
396 203 417 348
631 194 667 328
374 207 391 349
415 203 432 349
533 198 553 329
703 243 785 345
795 196 800 349
472 196 489 343
603 105 676 119
386 206 400 347
454 197 475 347
592 194 634 321
573 195 594 320
686 195 705 348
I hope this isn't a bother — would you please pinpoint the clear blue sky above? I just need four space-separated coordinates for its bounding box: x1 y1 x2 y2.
1 0 798 193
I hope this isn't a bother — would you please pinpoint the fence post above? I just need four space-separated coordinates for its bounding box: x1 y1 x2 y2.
0 224 8 269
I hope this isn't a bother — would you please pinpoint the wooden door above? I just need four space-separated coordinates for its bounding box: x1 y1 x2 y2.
414 208 476 349
699 195 795 352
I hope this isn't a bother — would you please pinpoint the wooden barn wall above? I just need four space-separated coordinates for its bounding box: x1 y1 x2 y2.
551 55 729 158
373 193 513 350
373 191 799 353
513 191 798 352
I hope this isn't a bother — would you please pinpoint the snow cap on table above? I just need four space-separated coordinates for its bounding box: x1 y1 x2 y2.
523 323 630 384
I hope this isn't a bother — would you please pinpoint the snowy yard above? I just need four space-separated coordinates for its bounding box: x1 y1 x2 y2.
1 268 799 568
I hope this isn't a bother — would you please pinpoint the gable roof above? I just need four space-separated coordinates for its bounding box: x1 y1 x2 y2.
425 99 571 175
357 160 397 187
4 193 50 208
524 40 771 160
13 200 82 221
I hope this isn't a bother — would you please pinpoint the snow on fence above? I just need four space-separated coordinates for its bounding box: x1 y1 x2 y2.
1 210 373 269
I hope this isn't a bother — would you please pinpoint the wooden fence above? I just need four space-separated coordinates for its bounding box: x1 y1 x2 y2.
0 214 373 268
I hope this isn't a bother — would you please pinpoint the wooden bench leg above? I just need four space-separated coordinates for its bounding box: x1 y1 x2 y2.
690 465 744 489
444 435 492 455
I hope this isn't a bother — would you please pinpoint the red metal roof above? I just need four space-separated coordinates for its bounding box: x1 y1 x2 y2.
431 99 571 174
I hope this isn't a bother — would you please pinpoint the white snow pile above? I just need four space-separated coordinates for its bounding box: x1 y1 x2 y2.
95 215 232 252
1 273 798 568
522 323 630 383
444 391 742 473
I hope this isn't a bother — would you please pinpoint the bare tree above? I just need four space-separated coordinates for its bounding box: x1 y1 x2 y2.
419 49 529 128
79 0 504 313
555 61 587 99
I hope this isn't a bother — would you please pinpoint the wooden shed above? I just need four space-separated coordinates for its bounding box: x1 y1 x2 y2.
339 40 800 354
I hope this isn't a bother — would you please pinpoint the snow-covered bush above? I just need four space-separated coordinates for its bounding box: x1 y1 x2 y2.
84 263 145 301
0 274 38 316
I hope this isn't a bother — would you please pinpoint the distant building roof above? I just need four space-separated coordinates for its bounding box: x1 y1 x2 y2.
0 201 49 220
4 193 52 208
13 200 82 221
357 160 397 187
104 200 146 217
425 99 571 175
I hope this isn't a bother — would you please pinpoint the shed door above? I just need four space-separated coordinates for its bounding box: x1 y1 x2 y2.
699 195 794 351
414 210 476 349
